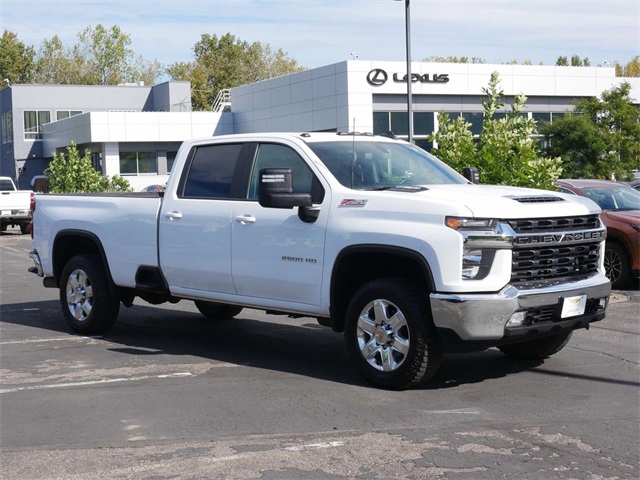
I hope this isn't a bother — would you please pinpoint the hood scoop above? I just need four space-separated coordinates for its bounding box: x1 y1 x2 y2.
506 195 565 204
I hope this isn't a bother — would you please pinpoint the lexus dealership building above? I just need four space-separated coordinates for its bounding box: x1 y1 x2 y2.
1 60 638 190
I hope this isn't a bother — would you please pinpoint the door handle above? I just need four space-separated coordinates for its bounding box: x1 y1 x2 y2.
165 211 183 220
235 215 256 225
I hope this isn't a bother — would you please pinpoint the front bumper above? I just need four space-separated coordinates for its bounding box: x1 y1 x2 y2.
430 273 610 343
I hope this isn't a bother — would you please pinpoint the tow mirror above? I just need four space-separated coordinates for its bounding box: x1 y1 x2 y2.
463 167 479 184
258 168 312 209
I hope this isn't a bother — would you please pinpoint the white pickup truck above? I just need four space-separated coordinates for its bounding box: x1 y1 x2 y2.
29 132 611 389
1 176 32 234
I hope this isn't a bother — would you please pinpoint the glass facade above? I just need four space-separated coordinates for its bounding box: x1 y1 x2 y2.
56 110 83 121
119 151 158 175
24 110 51 140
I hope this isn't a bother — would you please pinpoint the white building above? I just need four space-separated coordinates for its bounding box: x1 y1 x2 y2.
1 61 637 190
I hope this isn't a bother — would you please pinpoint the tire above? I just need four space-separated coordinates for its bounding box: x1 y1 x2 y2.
59 254 120 334
344 278 443 390
498 331 573 360
0 223 6 232
604 241 632 289
194 301 243 319
20 223 30 235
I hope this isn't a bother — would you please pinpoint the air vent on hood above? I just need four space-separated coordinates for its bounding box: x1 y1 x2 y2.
507 195 565 203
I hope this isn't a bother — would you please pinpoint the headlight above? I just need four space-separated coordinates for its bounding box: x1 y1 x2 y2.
445 216 498 231
446 217 499 280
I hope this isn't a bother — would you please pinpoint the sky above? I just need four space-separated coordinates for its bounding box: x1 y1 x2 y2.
1 0 639 70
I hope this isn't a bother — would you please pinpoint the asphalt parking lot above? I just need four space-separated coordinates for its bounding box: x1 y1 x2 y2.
1 227 638 479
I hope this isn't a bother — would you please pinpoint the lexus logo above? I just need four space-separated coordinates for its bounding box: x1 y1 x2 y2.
367 68 450 86
367 69 388 86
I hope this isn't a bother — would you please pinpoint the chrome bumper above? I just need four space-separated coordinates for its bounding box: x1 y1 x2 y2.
430 274 611 341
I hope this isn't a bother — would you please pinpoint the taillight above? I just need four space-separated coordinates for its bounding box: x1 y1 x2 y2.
30 192 35 238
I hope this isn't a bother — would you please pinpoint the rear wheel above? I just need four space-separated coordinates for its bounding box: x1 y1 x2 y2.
60 254 120 333
194 301 243 319
20 223 30 234
498 331 572 360
344 278 443 390
604 241 632 289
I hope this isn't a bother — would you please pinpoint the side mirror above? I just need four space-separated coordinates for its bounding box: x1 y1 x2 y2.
463 167 479 184
258 168 312 209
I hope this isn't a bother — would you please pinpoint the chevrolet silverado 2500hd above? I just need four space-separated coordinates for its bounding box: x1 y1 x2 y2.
1 176 31 234
29 132 611 389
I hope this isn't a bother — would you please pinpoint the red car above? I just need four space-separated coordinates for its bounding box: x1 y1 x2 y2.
555 179 640 289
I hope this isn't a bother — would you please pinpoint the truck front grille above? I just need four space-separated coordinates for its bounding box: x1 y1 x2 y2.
507 215 599 233
511 242 601 284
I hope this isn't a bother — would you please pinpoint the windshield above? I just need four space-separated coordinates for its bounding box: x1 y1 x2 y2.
307 140 466 190
580 186 640 211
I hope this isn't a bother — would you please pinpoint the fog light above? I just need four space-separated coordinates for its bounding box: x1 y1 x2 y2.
507 311 527 327
462 249 482 280
599 298 607 310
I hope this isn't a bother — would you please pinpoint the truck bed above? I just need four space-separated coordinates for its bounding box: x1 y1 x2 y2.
32 193 163 288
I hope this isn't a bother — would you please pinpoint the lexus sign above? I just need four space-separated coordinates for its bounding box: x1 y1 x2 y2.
366 68 449 86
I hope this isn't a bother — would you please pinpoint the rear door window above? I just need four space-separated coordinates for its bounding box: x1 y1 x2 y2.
180 143 244 199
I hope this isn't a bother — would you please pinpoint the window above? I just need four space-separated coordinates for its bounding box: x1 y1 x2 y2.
461 112 483 136
182 143 243 199
532 112 551 123
167 151 178 172
56 110 83 121
390 112 409 136
247 143 324 203
24 110 51 140
414 112 434 135
373 112 389 135
1 112 12 144
119 151 158 175
373 111 434 141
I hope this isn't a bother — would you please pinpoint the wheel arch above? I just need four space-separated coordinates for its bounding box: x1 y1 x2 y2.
606 232 631 258
329 245 435 333
52 230 118 297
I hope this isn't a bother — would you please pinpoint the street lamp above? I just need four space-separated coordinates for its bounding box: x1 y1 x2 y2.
395 0 413 143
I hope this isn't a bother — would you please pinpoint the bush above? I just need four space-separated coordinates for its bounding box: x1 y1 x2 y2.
45 142 132 193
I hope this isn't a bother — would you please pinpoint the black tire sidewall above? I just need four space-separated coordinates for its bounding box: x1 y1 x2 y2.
60 254 119 334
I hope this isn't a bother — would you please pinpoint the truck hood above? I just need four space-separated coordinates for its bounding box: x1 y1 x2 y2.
407 184 600 218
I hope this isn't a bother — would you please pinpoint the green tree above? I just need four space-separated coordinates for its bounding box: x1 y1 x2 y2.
168 33 304 110
540 82 640 180
34 35 84 84
34 25 162 85
430 72 562 189
0 30 36 85
45 142 132 193
615 56 640 77
422 56 485 64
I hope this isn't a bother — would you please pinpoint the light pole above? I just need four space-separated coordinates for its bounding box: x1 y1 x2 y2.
396 0 413 143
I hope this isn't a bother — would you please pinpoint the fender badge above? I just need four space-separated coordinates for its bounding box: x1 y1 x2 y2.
339 199 368 207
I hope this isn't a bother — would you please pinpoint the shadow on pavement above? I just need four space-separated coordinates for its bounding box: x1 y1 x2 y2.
0 298 624 390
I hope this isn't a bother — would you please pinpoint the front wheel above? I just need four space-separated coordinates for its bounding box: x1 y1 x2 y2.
344 278 443 390
59 254 120 333
194 301 243 319
498 331 573 360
